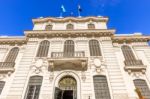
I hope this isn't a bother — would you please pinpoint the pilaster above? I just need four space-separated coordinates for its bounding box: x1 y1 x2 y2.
101 39 128 99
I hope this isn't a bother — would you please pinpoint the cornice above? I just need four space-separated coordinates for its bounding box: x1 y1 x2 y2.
113 35 150 43
24 29 115 38
0 37 27 45
32 16 108 24
0 31 149 44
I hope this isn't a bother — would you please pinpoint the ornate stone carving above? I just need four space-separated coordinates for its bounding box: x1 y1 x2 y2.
91 57 106 73
30 58 48 74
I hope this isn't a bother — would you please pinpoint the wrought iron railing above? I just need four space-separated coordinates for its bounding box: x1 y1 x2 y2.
124 60 143 66
0 62 15 68
51 51 85 58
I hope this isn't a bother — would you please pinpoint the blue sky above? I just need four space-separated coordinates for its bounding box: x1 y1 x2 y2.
0 0 150 36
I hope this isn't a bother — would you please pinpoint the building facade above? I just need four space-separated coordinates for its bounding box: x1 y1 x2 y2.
0 16 150 99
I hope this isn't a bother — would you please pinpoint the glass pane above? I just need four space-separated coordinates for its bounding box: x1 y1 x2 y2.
5 47 19 62
25 76 43 99
26 85 35 99
93 76 111 99
134 79 150 99
64 40 74 57
33 85 41 99
89 40 101 56
36 40 50 57
0 81 5 94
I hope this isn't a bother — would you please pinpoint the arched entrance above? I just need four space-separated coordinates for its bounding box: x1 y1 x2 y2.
54 76 77 99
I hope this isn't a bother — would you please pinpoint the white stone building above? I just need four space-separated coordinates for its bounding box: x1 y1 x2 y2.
0 16 150 99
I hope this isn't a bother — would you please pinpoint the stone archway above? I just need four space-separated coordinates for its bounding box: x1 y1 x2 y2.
55 76 77 99
53 71 81 99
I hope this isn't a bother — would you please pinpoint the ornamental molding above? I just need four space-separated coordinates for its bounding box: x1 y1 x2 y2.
25 29 115 38
0 37 27 45
113 35 150 43
0 30 150 44
32 16 108 24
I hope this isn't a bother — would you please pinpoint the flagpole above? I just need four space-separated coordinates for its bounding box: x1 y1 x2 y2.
78 10 81 17
60 12 63 18
78 5 82 18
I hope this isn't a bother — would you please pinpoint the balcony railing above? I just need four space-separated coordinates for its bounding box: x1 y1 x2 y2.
124 60 146 73
51 51 85 58
0 62 15 73
124 60 143 66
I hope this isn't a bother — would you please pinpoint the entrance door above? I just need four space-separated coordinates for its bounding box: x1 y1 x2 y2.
55 87 63 99
63 90 73 99
55 76 77 99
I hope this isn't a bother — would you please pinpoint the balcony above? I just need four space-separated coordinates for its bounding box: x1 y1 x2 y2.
124 60 147 74
48 51 88 71
0 62 15 73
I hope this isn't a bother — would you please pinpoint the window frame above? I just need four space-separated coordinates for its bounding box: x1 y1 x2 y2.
4 47 19 62
66 24 74 30
45 24 53 30
63 40 75 57
93 75 111 99
24 76 43 99
133 79 150 99
88 23 95 29
89 39 102 56
36 40 50 57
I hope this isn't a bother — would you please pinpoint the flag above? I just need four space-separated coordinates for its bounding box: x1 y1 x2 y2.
61 5 66 12
78 5 82 12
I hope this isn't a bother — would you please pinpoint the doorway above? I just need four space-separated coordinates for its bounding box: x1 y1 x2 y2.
63 90 73 99
55 76 77 99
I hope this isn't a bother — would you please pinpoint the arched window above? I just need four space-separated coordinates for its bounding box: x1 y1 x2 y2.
64 40 74 57
121 45 143 66
121 45 136 61
93 75 111 99
88 23 95 29
45 25 53 30
66 24 74 30
0 81 5 94
25 76 43 99
134 79 150 99
36 40 50 57
89 40 101 56
5 47 19 62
